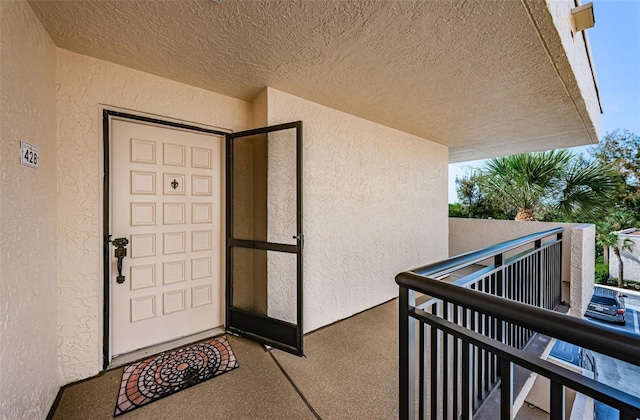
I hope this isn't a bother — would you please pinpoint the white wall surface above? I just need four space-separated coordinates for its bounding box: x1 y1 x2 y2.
449 218 595 313
265 88 449 333
0 1 60 418
570 224 595 316
56 49 253 383
609 234 640 282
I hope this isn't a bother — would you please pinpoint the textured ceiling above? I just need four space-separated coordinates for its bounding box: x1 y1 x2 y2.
29 0 599 162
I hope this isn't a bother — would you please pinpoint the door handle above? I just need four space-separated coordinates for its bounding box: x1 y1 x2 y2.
293 233 304 250
112 237 129 284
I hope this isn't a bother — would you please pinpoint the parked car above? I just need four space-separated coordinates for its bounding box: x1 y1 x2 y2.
584 287 626 326
549 340 597 376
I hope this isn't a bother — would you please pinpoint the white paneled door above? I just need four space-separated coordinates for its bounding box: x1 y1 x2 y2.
109 116 223 357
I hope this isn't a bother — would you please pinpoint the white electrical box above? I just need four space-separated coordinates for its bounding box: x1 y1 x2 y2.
21 141 39 169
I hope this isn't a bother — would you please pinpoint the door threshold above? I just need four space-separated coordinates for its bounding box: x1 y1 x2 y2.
108 326 225 369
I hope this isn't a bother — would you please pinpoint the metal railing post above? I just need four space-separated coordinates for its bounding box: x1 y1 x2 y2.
535 239 544 307
398 285 415 419
556 232 563 307
499 358 513 420
550 381 565 420
496 253 504 344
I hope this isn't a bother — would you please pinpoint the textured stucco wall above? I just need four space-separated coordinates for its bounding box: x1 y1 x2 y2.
449 218 595 310
265 88 449 333
56 49 253 383
570 225 595 317
0 1 60 418
545 0 601 136
609 234 640 282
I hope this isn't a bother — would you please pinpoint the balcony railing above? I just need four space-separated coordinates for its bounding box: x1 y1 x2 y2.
396 228 640 419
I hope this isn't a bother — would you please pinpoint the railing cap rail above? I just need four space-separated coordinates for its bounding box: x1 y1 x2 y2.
410 227 563 278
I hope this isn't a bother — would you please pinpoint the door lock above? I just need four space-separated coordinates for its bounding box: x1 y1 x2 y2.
293 233 304 249
112 237 129 284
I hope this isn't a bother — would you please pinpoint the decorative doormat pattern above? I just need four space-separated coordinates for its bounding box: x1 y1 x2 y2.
114 336 238 416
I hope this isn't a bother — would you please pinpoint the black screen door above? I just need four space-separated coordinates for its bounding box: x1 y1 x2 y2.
225 121 303 356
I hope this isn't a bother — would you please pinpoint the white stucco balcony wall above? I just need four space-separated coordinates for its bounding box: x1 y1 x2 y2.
449 218 595 317
0 2 59 419
609 229 640 283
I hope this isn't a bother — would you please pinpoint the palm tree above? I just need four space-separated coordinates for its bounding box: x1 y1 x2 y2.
599 232 635 287
479 150 616 221
595 207 637 263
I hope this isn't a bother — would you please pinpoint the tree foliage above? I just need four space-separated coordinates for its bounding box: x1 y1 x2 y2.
452 172 512 219
476 150 616 221
449 130 639 225
589 130 640 286
598 231 635 287
590 129 640 186
590 129 640 213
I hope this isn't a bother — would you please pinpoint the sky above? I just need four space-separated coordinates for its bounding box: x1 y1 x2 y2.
448 0 640 203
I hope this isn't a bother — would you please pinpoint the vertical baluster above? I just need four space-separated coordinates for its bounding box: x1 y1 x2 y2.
557 233 563 307
536 251 540 307
419 320 426 420
543 247 548 309
470 290 479 409
500 358 513 420
524 254 528 305
550 381 565 420
431 302 439 420
517 261 522 348
483 278 491 390
461 340 472 420
442 301 449 420
399 286 415 419
476 281 484 400
490 274 497 384
453 304 459 420
553 232 563 304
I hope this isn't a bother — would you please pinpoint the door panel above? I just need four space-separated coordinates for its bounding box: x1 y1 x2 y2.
108 116 224 357
226 122 303 355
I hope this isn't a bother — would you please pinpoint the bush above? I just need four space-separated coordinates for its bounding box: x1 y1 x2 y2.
594 263 610 284
600 276 640 289
622 279 640 290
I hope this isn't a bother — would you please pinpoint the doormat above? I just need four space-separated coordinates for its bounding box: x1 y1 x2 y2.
114 336 238 417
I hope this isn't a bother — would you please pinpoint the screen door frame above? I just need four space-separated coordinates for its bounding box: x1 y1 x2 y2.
225 121 303 356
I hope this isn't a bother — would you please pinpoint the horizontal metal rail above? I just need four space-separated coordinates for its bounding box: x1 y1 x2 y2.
399 272 640 364
396 227 640 419
410 227 563 278
411 307 640 419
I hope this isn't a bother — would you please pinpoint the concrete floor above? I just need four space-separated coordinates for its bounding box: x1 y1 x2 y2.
48 294 564 420
49 300 398 420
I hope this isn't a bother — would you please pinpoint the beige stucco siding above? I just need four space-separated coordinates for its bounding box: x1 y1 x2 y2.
0 1 60 418
609 233 640 283
264 88 449 333
545 0 601 136
56 49 254 383
56 53 449 382
449 218 595 315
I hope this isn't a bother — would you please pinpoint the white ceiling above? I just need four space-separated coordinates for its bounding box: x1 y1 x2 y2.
29 0 600 162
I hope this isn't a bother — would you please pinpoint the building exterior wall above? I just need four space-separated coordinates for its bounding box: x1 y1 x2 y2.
544 0 601 137
449 218 595 315
55 53 449 383
570 224 595 317
609 233 640 283
0 1 60 418
265 88 449 333
56 49 254 383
